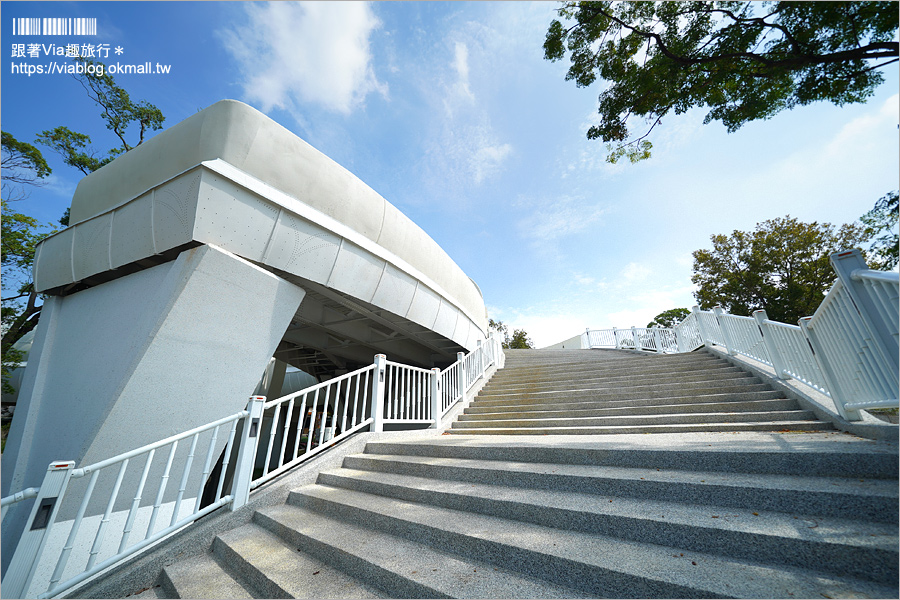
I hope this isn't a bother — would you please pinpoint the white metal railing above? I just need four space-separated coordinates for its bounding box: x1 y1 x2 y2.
582 249 898 422
0 407 258 599
1 334 505 598
251 365 376 490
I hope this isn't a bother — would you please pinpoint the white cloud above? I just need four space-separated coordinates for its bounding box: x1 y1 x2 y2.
517 196 606 243
220 2 387 115
452 41 474 101
473 142 512 183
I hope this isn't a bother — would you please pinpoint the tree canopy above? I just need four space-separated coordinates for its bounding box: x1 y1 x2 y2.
1 132 51 200
860 190 899 270
647 308 691 329
36 58 165 175
489 319 535 349
544 1 899 163
691 215 868 324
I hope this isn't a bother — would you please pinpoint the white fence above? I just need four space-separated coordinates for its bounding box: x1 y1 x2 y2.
1 334 504 599
583 250 899 422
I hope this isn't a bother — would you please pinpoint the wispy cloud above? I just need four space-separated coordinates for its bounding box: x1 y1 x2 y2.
219 2 387 116
516 195 606 243
452 41 474 102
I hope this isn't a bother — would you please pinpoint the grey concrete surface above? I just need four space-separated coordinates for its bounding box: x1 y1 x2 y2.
63 351 898 599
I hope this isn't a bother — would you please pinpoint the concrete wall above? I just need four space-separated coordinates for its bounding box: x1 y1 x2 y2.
1 245 306 573
541 334 586 350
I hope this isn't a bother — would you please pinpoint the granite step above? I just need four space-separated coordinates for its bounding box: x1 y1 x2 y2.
280 483 896 598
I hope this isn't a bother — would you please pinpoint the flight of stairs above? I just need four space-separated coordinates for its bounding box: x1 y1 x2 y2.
149 349 898 599
451 349 835 434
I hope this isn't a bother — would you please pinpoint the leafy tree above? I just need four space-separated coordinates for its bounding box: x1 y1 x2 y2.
691 216 868 324
1 200 52 393
647 308 690 328
488 319 534 349
488 318 508 341
36 58 165 175
544 2 899 163
860 191 898 270
1 131 51 201
507 329 534 350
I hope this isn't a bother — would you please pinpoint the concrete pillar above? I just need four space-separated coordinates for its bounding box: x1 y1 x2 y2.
1 245 306 573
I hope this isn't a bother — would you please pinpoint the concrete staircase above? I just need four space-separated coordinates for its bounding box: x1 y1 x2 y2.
149 349 898 598
451 349 835 435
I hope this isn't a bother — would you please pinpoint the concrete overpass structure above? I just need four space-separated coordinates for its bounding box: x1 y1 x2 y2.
1 101 488 569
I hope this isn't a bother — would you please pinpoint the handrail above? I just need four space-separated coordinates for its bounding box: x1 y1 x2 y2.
582 250 898 422
1 334 505 599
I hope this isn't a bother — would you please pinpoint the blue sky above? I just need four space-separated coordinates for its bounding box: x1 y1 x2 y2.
3 1 898 347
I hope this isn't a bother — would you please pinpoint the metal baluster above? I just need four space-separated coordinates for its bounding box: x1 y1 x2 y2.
306 389 320 453
194 426 220 513
341 378 351 432
277 399 295 469
318 386 331 447
47 470 99 592
350 374 361 428
292 393 309 460
86 460 128 570
262 403 281 478
214 419 239 501
120 450 155 552
148 442 178 536
169 434 198 527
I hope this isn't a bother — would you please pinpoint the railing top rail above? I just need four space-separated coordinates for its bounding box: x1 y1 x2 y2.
763 319 802 332
71 409 248 478
384 361 435 374
439 360 461 376
854 270 900 284
263 364 376 409
718 312 755 322
1 487 40 508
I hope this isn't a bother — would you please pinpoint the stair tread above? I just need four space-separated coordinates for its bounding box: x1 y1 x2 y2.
255 503 594 599
214 524 388 598
483 367 751 388
162 551 254 599
460 398 799 420
478 377 764 397
318 467 899 549
453 409 819 428
464 391 786 413
288 484 896 598
343 453 899 499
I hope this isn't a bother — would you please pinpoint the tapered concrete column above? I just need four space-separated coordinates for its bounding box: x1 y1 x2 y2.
1 244 306 573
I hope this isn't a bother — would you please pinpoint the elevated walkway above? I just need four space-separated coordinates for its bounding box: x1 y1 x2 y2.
2 101 491 574
71 349 897 599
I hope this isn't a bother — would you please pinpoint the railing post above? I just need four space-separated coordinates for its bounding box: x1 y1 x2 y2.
799 317 860 421
691 306 708 346
830 249 899 368
457 351 467 398
430 368 441 429
2 461 75 599
631 326 641 351
612 327 620 349
230 396 265 511
476 340 485 376
713 306 736 355
752 310 789 379
652 326 663 353
583 327 591 349
370 355 387 432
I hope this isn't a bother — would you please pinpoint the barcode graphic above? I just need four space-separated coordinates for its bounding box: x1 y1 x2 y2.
12 17 97 36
